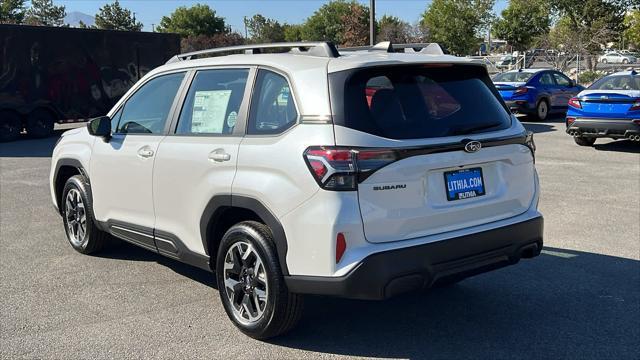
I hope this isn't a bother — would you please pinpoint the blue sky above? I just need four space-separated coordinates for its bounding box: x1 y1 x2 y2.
56 0 509 33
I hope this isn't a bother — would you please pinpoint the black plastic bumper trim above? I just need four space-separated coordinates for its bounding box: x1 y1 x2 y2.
285 216 543 300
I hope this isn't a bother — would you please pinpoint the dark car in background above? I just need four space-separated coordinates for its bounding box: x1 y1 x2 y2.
493 69 584 120
0 24 180 142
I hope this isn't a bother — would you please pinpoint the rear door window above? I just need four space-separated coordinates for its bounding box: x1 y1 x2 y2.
538 73 555 86
329 64 511 140
247 70 298 135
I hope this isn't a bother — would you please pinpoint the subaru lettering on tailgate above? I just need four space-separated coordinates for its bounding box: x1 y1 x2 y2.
444 168 486 201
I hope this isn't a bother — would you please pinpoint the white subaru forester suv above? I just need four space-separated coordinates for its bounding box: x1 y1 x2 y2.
50 42 543 339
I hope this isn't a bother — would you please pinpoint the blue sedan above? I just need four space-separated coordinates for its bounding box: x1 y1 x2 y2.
493 69 583 121
566 70 640 146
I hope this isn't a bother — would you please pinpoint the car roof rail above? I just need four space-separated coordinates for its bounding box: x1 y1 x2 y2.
338 41 444 55
166 41 341 64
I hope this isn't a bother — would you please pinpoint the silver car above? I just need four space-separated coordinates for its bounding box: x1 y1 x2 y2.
599 52 637 64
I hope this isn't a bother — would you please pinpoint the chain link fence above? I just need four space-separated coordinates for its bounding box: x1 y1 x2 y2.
473 53 637 86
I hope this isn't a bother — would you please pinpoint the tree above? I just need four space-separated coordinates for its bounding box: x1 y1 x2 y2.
157 4 226 37
95 1 142 31
246 14 285 43
421 0 495 55
492 0 550 51
623 10 640 49
301 0 362 43
378 15 411 43
284 24 303 42
548 0 629 70
0 0 26 24
24 0 66 27
340 2 369 46
181 33 244 53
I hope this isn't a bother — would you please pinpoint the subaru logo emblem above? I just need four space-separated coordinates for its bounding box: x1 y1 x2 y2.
464 140 482 153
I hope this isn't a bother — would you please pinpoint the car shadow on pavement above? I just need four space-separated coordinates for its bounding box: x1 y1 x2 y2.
268 247 639 359
96 241 217 289
593 140 640 154
0 130 64 158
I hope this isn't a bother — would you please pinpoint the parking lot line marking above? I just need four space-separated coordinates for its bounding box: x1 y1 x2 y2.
541 249 578 258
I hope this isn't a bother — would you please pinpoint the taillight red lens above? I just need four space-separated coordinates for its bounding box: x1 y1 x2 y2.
304 147 356 191
336 233 346 263
513 87 528 96
303 147 399 191
568 97 582 109
566 117 576 126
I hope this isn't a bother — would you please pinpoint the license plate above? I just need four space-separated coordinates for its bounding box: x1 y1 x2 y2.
444 168 485 201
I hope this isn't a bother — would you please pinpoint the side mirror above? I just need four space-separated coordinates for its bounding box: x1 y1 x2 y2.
87 116 111 142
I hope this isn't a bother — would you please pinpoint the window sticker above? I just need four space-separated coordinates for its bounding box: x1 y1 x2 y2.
191 90 232 133
226 111 238 128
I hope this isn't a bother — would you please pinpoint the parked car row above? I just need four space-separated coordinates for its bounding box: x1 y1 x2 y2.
492 69 640 147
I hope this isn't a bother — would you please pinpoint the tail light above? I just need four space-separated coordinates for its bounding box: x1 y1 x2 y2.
303 147 399 191
568 97 582 109
513 87 528 96
336 233 346 263
630 99 640 111
566 117 576 126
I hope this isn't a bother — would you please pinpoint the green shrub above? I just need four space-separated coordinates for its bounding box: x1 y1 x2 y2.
578 71 605 86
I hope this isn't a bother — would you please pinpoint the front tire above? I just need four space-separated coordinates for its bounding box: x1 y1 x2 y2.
534 99 549 121
623 58 629 64
574 136 596 146
601 58 607 64
216 221 303 339
61 175 111 254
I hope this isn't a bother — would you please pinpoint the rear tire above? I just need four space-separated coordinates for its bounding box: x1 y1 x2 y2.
534 99 549 121
216 221 303 339
0 110 22 142
601 58 607 64
623 59 629 64
61 175 111 254
26 108 55 139
574 136 596 146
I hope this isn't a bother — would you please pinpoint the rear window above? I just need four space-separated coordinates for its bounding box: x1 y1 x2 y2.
492 71 534 82
589 75 640 91
329 64 511 139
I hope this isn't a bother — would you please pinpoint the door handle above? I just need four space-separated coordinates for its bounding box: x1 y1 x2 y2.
208 149 231 162
137 147 154 158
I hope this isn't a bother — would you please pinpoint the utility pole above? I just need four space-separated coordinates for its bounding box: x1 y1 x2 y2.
370 0 375 45
243 16 248 39
151 24 155 32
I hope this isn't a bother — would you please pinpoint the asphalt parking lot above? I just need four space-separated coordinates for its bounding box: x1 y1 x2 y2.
1 118 638 359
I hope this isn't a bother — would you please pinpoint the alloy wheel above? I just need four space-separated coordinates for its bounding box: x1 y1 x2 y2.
538 101 548 120
65 188 87 247
223 241 269 325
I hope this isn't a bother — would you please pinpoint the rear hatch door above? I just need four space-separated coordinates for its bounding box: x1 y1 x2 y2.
328 63 536 244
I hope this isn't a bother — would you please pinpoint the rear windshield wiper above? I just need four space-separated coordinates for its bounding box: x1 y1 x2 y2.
451 122 503 135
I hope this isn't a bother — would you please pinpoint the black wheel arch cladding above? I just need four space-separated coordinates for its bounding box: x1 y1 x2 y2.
200 195 290 275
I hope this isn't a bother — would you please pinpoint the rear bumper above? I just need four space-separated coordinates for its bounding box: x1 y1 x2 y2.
505 100 534 114
285 216 544 300
566 117 640 139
